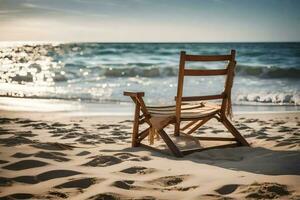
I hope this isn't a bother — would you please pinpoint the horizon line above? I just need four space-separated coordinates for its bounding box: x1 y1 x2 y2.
0 41 300 44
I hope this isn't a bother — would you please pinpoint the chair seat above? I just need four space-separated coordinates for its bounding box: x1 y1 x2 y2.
147 102 220 120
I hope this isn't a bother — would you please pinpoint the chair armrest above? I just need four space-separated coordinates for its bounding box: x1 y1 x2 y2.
123 91 145 97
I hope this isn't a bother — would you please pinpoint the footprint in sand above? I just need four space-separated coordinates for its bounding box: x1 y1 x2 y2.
47 191 68 199
244 118 259 123
15 131 37 137
274 141 294 147
28 122 54 130
87 192 127 200
15 119 36 124
88 193 157 200
0 136 33 146
240 182 292 199
61 132 81 139
0 177 12 186
12 152 32 158
111 129 125 136
2 159 49 171
52 122 67 127
12 169 82 184
215 184 240 195
76 135 117 145
278 126 294 132
244 131 258 138
271 121 286 126
12 151 69 162
0 127 12 135
259 127 272 131
198 194 235 200
0 160 9 165
83 155 122 167
211 129 224 134
112 180 138 190
213 182 293 199
148 175 188 187
55 177 102 189
114 153 151 161
49 128 73 134
31 142 75 151
146 175 198 192
76 151 91 156
34 151 70 162
83 153 151 167
0 193 34 200
136 196 157 200
0 117 17 124
96 124 111 129
120 120 133 123
265 136 283 141
236 124 252 130
120 166 156 175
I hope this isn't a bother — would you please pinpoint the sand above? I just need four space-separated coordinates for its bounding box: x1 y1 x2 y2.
0 111 299 200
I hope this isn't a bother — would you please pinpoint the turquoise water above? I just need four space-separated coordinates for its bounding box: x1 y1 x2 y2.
0 42 299 112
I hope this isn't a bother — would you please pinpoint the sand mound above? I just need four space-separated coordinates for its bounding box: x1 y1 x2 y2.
148 175 188 187
241 182 291 199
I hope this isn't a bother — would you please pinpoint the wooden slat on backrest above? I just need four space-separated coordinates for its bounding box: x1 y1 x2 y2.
180 94 225 101
183 51 232 76
184 69 228 76
185 54 232 62
175 50 236 124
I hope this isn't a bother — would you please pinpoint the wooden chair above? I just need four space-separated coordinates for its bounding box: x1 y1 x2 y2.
124 50 250 157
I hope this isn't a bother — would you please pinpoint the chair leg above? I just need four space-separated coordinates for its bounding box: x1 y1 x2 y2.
221 117 250 146
158 129 183 157
136 128 150 144
132 103 140 147
174 122 180 137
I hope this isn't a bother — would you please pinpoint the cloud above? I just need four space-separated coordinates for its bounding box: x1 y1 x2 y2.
0 0 299 42
21 2 108 18
0 9 21 15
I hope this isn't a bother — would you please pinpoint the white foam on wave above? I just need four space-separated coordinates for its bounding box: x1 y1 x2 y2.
236 92 300 105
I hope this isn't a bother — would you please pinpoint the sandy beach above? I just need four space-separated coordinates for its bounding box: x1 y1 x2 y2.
0 111 299 200
1 0 300 199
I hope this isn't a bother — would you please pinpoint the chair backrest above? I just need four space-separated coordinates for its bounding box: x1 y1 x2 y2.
175 50 236 121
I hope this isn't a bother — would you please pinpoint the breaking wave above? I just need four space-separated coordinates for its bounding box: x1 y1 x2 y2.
1 42 299 108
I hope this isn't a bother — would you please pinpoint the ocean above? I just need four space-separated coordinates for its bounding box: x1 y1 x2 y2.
0 42 299 114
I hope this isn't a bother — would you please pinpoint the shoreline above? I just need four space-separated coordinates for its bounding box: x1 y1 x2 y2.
0 96 299 116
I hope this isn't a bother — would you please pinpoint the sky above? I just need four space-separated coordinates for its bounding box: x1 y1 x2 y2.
0 0 300 42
